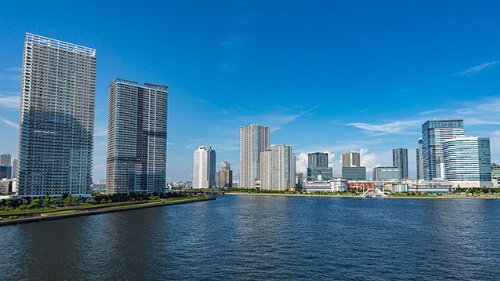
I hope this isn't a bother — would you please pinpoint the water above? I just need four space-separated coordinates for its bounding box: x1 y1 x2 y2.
1 195 499 280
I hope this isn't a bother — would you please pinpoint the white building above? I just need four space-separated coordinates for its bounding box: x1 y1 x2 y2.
239 124 270 188
193 146 216 189
260 145 295 191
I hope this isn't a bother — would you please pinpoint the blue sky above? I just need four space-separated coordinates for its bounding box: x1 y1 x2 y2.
1 1 500 181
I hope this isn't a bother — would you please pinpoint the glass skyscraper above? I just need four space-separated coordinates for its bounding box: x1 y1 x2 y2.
239 124 270 188
307 152 332 181
443 136 491 186
18 33 96 197
422 119 464 180
392 148 408 179
416 138 424 180
106 79 168 195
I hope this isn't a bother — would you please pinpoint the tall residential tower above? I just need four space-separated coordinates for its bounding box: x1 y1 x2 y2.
106 79 168 195
392 148 408 180
239 124 270 188
260 145 295 191
17 33 96 197
192 146 216 189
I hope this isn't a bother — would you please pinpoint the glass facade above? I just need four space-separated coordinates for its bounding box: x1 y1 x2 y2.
392 148 408 179
106 79 168 194
422 120 464 180
373 167 400 181
443 136 491 182
308 152 329 168
342 167 366 181
18 33 96 196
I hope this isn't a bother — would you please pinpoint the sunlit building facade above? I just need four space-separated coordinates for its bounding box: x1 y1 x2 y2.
239 124 270 188
18 33 96 197
106 79 168 194
193 146 216 189
260 145 295 191
392 148 408 180
443 136 491 188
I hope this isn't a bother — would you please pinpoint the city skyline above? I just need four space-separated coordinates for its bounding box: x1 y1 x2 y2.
1 1 500 181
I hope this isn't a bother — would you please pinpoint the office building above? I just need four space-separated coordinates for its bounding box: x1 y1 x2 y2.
342 151 360 167
0 153 11 166
193 146 216 189
260 145 295 191
308 152 329 168
12 159 18 179
443 136 491 188
342 166 366 181
240 124 270 188
0 166 12 180
17 33 96 197
392 148 408 180
491 163 500 188
416 138 424 180
373 167 400 181
217 161 233 188
106 79 168 194
422 119 464 180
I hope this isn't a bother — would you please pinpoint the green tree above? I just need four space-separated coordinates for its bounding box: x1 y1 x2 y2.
53 197 61 206
64 194 73 206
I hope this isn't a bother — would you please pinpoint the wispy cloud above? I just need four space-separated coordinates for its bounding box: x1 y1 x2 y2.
5 67 22 72
455 60 500 76
0 95 20 109
346 119 422 135
0 118 18 129
239 107 317 132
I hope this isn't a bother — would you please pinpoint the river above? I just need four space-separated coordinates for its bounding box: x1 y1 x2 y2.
1 195 499 280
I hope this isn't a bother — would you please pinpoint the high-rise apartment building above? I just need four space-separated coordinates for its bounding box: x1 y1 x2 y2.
416 138 424 180
0 153 11 166
239 124 270 188
342 151 360 167
193 146 216 189
217 161 233 188
260 145 295 190
443 136 491 187
392 148 408 180
308 152 329 168
106 79 168 195
307 152 332 181
491 163 500 188
12 159 18 179
422 119 464 180
18 33 96 197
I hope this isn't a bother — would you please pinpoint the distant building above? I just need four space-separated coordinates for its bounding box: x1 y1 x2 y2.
416 138 424 180
0 153 11 166
106 79 168 195
491 163 500 188
12 159 17 179
17 33 96 197
342 166 366 181
443 136 492 188
342 151 360 167
422 119 464 180
193 146 216 189
260 145 295 191
240 124 270 188
0 166 12 180
373 167 400 181
217 161 233 188
308 152 329 168
295 173 304 189
392 148 408 179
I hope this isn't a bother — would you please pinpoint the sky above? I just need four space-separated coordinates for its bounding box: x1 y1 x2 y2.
1 0 500 182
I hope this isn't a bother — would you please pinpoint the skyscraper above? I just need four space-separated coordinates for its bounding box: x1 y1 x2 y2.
106 79 168 195
342 151 360 167
392 148 408 180
193 146 216 189
422 119 464 180
443 136 491 187
18 33 96 197
260 145 295 190
217 161 233 188
12 159 18 179
0 153 11 166
240 124 270 188
416 138 424 180
307 152 332 181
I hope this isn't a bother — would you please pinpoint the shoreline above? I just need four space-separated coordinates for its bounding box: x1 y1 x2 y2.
0 196 215 227
224 192 500 200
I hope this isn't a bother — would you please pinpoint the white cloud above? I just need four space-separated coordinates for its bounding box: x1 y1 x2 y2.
296 153 308 175
5 67 22 72
455 60 500 76
0 95 20 109
360 148 380 170
346 119 422 135
239 107 317 132
0 118 18 129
